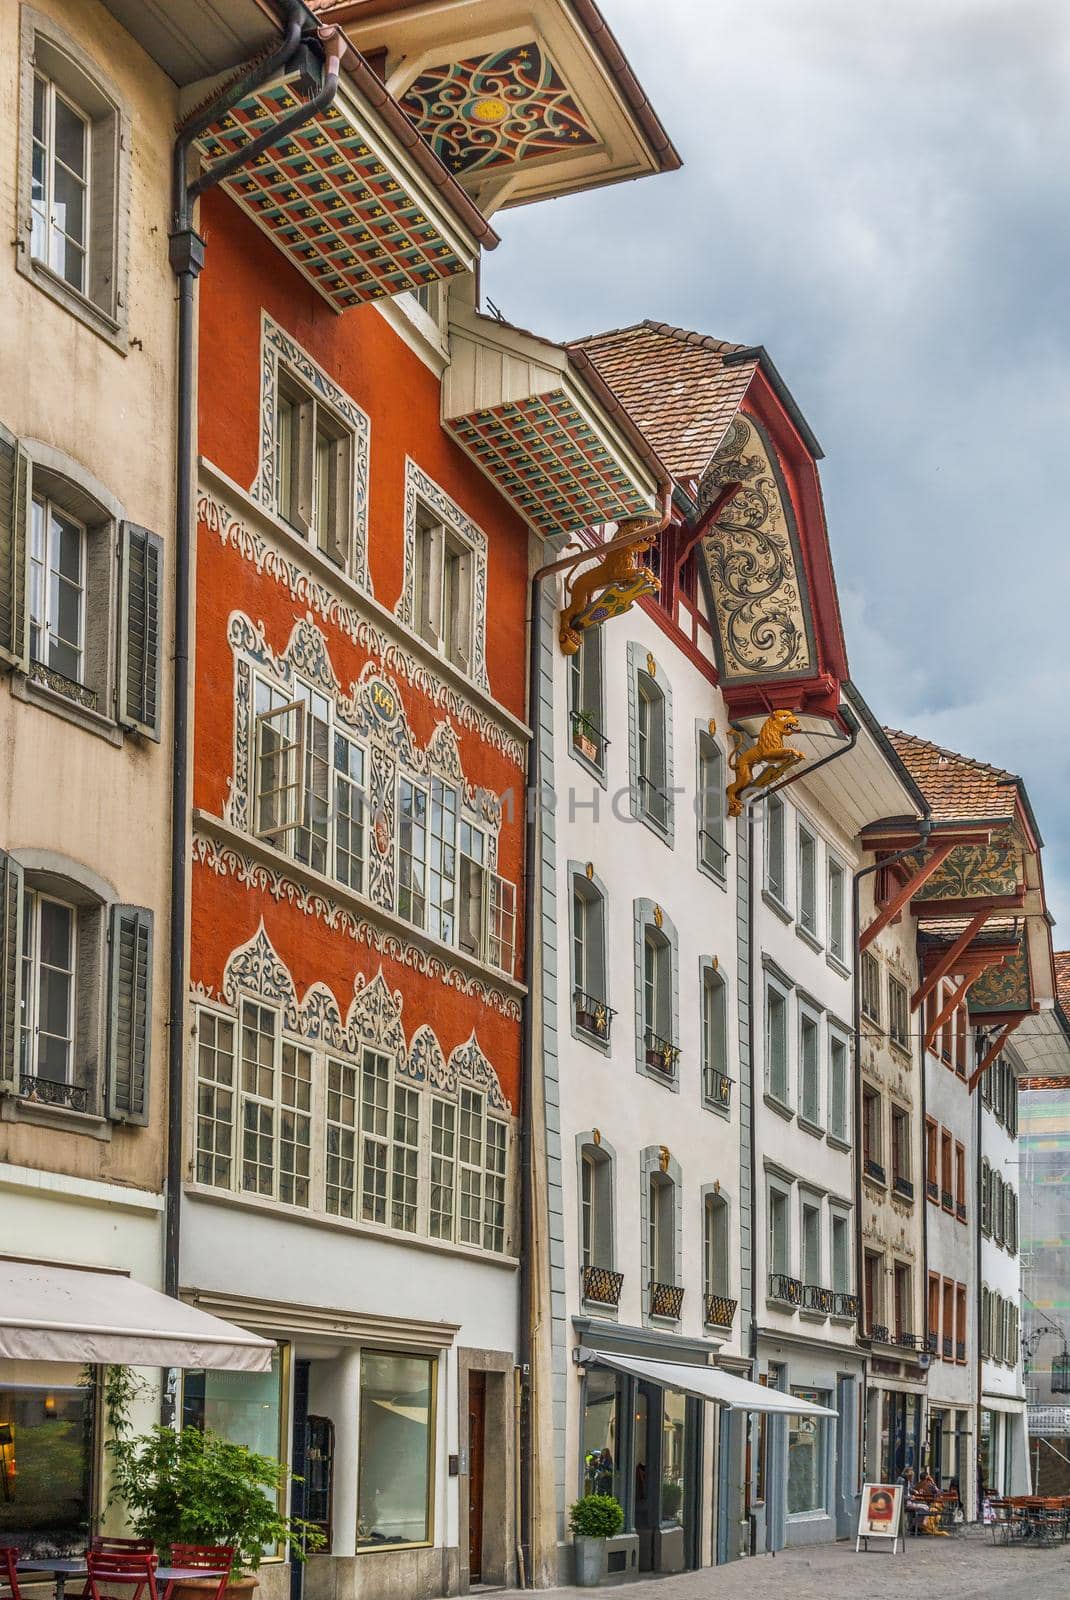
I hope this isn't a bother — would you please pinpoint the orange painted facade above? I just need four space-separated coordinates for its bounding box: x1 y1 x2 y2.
191 188 531 1113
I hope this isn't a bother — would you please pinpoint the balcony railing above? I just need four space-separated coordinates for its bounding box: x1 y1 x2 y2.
573 989 615 1044
897 1331 919 1350
893 1175 915 1200
650 1281 684 1320
698 829 730 874
769 1273 803 1307
644 1028 680 1078
20 1074 90 1114
582 1265 624 1308
802 1285 835 1314
864 1158 886 1183
870 1323 891 1344
926 1332 939 1354
956 1340 966 1362
941 1188 954 1210
956 1200 967 1222
835 1292 861 1319
704 1068 733 1110
926 1179 939 1202
704 1293 737 1330
942 1335 953 1359
570 711 609 767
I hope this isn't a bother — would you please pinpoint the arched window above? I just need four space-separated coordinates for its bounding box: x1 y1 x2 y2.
697 730 726 875
636 671 668 830
703 1191 731 1326
572 874 608 1042
701 963 729 1108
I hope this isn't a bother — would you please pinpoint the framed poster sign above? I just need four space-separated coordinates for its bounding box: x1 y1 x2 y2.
855 1482 904 1553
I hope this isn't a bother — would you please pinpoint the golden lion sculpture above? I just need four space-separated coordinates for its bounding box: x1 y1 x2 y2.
725 710 805 817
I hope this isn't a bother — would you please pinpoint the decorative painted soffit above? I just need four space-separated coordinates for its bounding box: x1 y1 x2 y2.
442 308 661 537
969 944 1032 1016
698 414 817 687
911 823 1025 904
401 42 597 177
192 73 490 309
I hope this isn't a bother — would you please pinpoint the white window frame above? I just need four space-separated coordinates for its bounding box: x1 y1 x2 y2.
569 627 606 774
767 1177 792 1282
19 887 77 1087
703 1190 730 1302
636 671 669 832
860 951 881 1025
697 730 727 878
764 972 791 1108
830 1207 851 1295
31 72 90 295
797 822 818 937
888 975 910 1051
827 854 847 964
29 493 87 685
798 1001 822 1129
828 1024 850 1144
648 1171 675 1286
701 962 730 1110
800 1192 823 1289
412 504 475 674
766 792 787 906
274 365 355 567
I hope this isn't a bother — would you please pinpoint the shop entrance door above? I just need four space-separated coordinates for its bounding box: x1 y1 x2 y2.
468 1374 486 1584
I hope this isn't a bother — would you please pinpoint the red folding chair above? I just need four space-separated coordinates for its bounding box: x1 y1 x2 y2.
166 1548 233 1600
84 1552 159 1600
89 1545 155 1558
0 1547 22 1600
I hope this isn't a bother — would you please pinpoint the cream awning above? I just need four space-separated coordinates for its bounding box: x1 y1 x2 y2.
0 1259 274 1371
580 1347 838 1417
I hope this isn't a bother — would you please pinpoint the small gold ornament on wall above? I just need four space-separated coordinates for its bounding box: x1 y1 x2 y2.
708 718 717 736
646 651 657 678
592 1128 601 1146
585 862 594 880
653 904 664 929
659 1145 671 1172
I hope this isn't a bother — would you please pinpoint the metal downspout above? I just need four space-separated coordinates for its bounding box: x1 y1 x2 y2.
515 490 671 1583
164 13 338 1321
975 1036 984 1512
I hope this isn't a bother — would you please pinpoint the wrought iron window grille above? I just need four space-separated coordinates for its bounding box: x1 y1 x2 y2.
942 1335 953 1359
941 1188 954 1210
573 988 614 1042
926 1332 939 1354
582 1264 624 1308
926 1178 939 1202
956 1199 967 1221
864 1158 886 1183
955 1340 966 1362
19 1075 91 1114
644 1028 680 1077
893 1175 914 1200
870 1323 890 1344
897 1331 919 1350
768 1273 802 1307
704 1068 733 1109
704 1293 737 1329
802 1284 835 1314
835 1292 861 1319
649 1280 684 1320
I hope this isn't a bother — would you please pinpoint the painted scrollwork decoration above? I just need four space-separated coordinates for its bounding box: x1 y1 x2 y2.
698 415 816 683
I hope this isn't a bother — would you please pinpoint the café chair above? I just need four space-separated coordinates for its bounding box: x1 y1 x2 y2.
84 1552 159 1600
88 1547 154 1559
0 1547 23 1600
166 1547 233 1600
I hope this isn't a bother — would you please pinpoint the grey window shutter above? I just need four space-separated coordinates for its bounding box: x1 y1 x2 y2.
0 850 23 1092
107 903 153 1124
0 428 29 674
118 522 163 739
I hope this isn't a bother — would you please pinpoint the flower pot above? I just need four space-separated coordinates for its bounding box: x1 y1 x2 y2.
167 1578 258 1600
573 1535 605 1587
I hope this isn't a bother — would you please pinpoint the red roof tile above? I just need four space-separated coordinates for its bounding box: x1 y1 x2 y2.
568 321 757 480
883 729 1020 824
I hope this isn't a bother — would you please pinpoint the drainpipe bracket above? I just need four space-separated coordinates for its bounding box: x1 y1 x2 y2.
169 228 206 277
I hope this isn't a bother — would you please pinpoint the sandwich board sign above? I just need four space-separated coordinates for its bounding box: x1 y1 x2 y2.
855 1483 904 1553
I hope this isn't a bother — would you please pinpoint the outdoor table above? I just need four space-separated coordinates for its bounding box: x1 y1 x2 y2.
18 1561 227 1600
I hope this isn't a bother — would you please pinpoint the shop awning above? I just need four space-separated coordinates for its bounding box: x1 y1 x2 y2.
0 1259 274 1371
579 1347 838 1417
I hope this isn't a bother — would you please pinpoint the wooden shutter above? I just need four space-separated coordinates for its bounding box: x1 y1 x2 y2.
107 903 153 1124
0 850 24 1092
118 522 163 738
0 428 29 673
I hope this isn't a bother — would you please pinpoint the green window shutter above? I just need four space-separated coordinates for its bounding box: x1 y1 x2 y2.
118 522 163 739
0 427 30 673
107 903 153 1124
0 850 24 1092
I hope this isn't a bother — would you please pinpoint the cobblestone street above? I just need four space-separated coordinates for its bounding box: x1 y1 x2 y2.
499 1529 1070 1599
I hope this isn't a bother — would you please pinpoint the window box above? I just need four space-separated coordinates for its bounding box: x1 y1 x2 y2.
582 1265 624 1308
704 1293 737 1330
768 1273 802 1307
802 1285 835 1315
574 989 614 1043
644 1029 679 1079
649 1281 684 1320
570 711 607 767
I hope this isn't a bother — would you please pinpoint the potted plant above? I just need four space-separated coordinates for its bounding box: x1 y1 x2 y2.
571 709 601 763
568 1492 624 1588
108 1424 324 1597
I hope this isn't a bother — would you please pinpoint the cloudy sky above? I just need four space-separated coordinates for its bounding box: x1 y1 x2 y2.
482 0 1070 933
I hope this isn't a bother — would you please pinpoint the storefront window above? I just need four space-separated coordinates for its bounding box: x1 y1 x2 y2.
660 1389 686 1528
0 1364 94 1553
357 1352 435 1549
787 1389 829 1515
582 1369 621 1501
183 1345 287 1554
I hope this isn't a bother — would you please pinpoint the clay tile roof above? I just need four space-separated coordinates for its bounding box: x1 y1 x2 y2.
1055 951 1070 1017
568 321 757 480
882 728 1020 824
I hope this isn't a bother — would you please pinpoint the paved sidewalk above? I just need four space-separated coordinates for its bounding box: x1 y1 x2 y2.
495 1527 1070 1598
